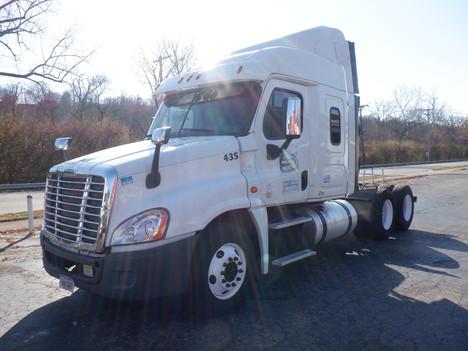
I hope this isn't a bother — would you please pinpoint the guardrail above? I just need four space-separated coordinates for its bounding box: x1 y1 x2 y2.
360 158 468 169
0 182 45 191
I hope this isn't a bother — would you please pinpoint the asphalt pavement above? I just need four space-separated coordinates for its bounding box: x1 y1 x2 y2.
0 168 467 350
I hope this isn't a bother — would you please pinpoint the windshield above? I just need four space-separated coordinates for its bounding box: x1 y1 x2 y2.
147 81 262 138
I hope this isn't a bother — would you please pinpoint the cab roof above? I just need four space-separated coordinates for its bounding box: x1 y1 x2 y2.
157 27 356 95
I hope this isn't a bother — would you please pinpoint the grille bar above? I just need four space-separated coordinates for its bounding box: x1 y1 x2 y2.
44 224 98 242
46 197 103 209
44 206 100 218
46 218 97 233
47 184 104 194
47 179 104 186
46 191 99 201
44 210 100 228
44 173 105 249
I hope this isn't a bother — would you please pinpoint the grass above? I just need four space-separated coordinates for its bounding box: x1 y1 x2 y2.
432 165 468 172
0 210 44 223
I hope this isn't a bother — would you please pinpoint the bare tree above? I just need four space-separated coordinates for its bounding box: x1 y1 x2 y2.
25 82 60 120
0 0 91 84
69 74 108 121
138 39 196 106
370 100 395 140
392 86 423 143
92 76 109 120
417 93 445 160
0 82 22 116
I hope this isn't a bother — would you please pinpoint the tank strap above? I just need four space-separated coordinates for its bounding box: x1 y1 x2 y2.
316 210 328 245
335 201 353 237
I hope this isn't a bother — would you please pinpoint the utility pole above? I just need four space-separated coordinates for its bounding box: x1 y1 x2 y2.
359 104 369 166
154 55 170 84
423 108 432 161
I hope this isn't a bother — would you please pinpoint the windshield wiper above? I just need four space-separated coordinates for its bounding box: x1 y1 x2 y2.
178 93 202 137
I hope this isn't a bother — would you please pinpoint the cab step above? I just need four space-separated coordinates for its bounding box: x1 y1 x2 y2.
269 216 312 230
271 249 316 267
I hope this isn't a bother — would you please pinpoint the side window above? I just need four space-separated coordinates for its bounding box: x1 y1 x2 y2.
264 89 302 140
330 107 341 145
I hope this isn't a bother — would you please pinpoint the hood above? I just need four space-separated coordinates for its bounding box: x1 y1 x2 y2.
59 136 240 176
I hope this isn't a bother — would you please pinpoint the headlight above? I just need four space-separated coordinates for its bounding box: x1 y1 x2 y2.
111 209 169 245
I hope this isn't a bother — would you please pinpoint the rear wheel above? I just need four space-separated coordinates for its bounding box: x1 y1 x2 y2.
189 220 257 316
392 184 414 231
370 188 396 240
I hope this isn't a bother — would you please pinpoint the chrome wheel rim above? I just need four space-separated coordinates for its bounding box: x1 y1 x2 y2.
208 242 246 300
382 199 393 230
402 194 413 222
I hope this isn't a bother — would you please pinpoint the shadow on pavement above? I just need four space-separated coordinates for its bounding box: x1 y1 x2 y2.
1 229 467 350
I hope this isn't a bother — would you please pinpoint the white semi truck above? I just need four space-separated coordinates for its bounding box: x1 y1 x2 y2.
41 27 416 312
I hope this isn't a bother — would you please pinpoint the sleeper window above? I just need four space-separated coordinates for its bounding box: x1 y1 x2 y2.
330 107 341 145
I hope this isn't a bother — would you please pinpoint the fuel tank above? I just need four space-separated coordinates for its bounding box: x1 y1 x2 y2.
302 200 358 245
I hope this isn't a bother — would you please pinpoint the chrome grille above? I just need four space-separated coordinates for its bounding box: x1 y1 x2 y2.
44 173 105 250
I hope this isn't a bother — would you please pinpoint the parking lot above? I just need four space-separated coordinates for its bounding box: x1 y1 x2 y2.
1 170 467 350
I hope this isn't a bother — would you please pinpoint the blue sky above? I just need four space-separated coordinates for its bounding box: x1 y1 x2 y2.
8 0 468 114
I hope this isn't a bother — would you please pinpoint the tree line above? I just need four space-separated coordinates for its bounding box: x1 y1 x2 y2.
1 82 467 184
362 87 468 164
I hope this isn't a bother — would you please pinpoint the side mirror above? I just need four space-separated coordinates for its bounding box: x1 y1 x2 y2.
151 127 171 145
266 97 302 160
147 127 171 189
55 137 72 151
55 137 72 161
285 96 302 138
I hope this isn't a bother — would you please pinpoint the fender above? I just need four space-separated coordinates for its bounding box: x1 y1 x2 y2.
248 204 269 274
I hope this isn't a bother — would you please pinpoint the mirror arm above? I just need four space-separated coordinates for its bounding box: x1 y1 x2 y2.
266 137 293 160
281 138 292 152
146 127 171 189
61 150 68 162
146 145 162 189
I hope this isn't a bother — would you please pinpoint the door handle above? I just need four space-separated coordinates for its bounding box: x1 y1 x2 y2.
301 170 308 191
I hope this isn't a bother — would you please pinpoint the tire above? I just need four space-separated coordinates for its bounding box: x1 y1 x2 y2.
392 184 414 231
189 220 257 316
369 188 396 240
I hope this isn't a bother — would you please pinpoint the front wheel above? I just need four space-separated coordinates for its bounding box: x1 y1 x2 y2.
189 221 256 316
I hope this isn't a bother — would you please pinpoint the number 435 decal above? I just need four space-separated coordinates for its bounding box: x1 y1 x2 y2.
224 152 239 162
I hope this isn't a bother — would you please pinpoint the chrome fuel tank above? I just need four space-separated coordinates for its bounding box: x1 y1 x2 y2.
303 200 357 245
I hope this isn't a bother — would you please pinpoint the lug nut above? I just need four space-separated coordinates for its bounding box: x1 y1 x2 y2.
220 271 225 276
239 269 244 273
234 257 239 261
223 262 227 267
222 279 226 283
236 277 241 281
232 283 236 287
226 283 231 288
238 261 242 266
228 257 233 262
209 275 216 284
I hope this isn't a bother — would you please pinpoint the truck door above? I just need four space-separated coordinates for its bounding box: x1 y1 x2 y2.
320 94 348 197
254 79 310 206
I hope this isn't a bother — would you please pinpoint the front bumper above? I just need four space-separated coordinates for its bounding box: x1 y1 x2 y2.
41 231 198 300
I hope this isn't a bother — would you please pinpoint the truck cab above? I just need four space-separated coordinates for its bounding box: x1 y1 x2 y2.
41 27 415 312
